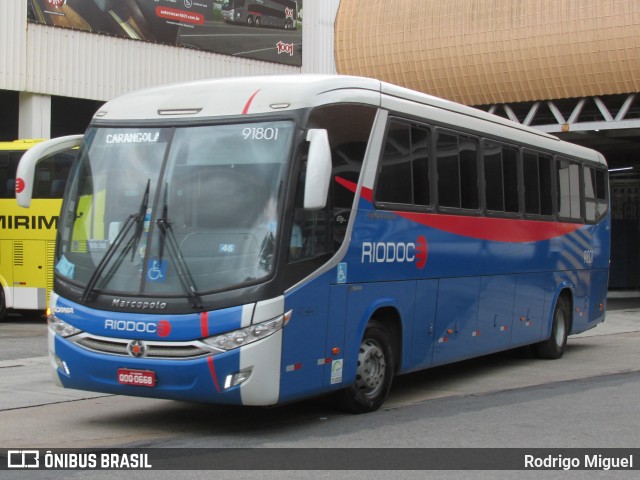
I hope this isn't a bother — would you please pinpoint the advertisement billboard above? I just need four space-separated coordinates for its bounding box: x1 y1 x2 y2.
27 0 302 66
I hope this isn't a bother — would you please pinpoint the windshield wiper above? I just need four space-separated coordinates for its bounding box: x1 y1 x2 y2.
130 179 151 261
156 186 203 309
81 180 150 302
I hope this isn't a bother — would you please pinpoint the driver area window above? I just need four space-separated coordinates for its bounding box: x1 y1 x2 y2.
289 104 377 262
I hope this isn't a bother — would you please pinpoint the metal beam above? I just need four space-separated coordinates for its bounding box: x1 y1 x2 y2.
481 93 639 133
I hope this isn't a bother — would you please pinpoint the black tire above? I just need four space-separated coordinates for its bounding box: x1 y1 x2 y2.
247 16 254 26
255 17 261 27
337 320 395 413
0 288 6 321
535 295 569 359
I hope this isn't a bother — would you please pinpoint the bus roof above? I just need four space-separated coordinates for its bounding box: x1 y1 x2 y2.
94 75 381 120
93 75 606 166
0 139 46 151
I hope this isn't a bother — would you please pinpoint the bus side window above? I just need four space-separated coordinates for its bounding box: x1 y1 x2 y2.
557 158 581 221
289 155 330 262
437 131 479 210
0 152 19 199
584 166 608 222
483 140 519 213
523 151 553 216
376 120 431 208
32 151 75 199
288 104 377 262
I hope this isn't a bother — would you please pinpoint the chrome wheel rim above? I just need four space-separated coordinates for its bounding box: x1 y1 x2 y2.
555 309 566 347
355 339 387 398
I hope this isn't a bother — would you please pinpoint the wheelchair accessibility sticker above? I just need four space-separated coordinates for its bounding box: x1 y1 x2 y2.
147 258 168 282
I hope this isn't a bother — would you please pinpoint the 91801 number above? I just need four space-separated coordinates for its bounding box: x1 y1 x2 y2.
242 127 279 140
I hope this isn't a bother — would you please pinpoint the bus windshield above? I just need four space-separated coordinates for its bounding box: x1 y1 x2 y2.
57 120 294 297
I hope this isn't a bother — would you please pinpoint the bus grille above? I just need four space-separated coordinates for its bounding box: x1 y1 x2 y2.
46 241 55 302
14 242 24 266
74 336 212 359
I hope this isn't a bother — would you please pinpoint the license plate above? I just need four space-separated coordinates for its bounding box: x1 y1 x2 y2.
117 368 156 387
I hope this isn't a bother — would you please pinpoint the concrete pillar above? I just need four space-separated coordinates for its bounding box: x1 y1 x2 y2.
301 0 340 74
18 92 51 139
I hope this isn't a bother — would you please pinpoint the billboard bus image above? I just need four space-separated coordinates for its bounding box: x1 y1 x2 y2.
0 139 75 320
16 75 610 413
222 0 298 29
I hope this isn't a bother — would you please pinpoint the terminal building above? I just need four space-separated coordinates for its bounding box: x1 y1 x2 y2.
1 0 638 288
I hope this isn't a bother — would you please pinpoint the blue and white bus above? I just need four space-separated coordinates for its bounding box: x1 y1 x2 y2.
17 76 610 413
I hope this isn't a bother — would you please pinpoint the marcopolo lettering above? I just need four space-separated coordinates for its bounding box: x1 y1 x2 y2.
111 298 167 310
0 215 58 230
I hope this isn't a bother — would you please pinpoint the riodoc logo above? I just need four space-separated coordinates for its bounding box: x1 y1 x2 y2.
104 319 171 337
361 235 428 269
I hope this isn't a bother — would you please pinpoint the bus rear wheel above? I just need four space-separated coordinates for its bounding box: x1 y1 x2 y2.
535 295 569 359
338 320 395 413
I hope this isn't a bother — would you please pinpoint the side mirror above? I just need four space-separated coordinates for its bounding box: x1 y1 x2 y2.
16 135 84 208
304 129 331 210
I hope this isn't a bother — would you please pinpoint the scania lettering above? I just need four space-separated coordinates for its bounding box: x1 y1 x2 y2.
54 306 74 315
17 76 610 412
1 139 75 320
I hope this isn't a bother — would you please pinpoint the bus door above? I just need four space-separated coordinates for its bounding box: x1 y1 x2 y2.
474 275 516 355
11 239 49 310
510 273 548 347
406 279 437 370
432 277 480 366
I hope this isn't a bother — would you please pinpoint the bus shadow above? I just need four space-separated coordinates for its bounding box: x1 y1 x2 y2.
92 342 602 445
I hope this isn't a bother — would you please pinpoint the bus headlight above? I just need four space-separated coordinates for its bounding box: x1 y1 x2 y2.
48 314 83 338
202 313 287 351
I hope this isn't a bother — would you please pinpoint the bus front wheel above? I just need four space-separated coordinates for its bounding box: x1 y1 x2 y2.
338 320 395 413
0 288 6 321
535 295 569 359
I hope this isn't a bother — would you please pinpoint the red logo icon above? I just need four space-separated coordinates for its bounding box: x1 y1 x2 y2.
15 178 25 194
276 41 294 56
415 235 428 269
157 320 171 337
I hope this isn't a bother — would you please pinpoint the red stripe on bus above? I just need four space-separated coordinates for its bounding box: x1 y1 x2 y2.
207 356 221 393
200 311 209 337
335 176 582 243
242 89 260 114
